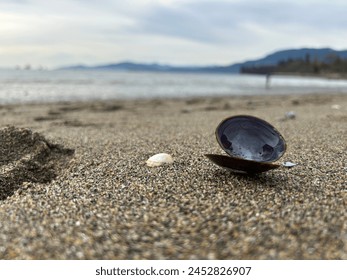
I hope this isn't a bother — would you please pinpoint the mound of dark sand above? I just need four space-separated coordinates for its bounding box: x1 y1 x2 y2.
0 126 74 200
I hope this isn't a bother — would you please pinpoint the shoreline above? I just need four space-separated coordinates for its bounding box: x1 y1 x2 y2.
1 90 346 107
270 71 347 80
0 92 346 259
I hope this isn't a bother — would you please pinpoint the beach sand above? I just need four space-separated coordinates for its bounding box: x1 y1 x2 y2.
0 93 346 259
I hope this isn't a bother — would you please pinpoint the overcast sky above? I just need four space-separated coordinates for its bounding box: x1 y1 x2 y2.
1 0 347 68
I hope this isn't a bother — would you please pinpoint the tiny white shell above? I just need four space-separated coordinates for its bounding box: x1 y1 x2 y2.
282 161 297 168
146 153 173 167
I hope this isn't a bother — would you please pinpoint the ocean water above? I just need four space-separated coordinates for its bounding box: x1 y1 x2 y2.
1 69 347 104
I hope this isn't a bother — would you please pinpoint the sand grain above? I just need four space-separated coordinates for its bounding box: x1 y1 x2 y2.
0 93 346 259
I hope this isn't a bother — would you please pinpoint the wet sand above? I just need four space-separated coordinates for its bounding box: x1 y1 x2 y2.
0 93 346 259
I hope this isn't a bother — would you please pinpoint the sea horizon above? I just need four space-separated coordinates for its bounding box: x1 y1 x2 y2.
1 69 347 105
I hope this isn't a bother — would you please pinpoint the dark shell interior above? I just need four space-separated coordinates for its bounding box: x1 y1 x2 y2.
216 115 286 163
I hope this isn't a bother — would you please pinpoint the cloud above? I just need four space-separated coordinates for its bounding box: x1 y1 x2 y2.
129 0 347 44
0 0 134 46
1 0 347 67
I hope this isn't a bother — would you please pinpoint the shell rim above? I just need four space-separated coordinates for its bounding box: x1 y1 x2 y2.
215 115 287 163
205 154 281 173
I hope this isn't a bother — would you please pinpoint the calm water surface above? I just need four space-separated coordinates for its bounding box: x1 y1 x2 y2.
1 69 347 104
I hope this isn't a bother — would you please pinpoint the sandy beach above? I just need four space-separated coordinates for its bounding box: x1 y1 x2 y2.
0 93 346 259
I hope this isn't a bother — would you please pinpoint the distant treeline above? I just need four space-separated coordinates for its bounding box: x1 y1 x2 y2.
241 53 347 75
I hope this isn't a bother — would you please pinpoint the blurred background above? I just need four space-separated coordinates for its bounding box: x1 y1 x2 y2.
1 0 347 103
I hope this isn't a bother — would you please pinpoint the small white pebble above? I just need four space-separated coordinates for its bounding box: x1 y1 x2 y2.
331 104 341 110
285 111 296 119
146 153 173 167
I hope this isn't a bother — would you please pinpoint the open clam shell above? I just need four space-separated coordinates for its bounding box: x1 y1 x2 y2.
205 115 286 173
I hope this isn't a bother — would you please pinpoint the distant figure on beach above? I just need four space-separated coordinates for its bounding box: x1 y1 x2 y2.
266 73 271 89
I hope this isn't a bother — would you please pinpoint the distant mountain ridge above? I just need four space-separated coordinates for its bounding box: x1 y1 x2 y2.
240 48 347 68
60 61 240 73
59 48 347 73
